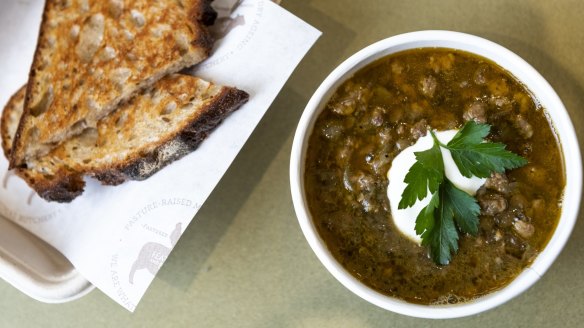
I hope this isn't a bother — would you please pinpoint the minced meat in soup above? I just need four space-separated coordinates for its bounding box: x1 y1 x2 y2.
304 48 564 304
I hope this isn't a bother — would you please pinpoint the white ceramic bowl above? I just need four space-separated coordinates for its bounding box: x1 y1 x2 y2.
290 30 582 319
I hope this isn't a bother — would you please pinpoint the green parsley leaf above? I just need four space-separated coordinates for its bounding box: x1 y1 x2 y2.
448 120 490 146
424 182 459 265
415 191 439 239
418 180 479 265
398 121 528 265
443 179 480 236
398 141 444 209
446 121 528 178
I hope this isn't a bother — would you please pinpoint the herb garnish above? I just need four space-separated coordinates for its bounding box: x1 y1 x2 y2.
399 121 528 265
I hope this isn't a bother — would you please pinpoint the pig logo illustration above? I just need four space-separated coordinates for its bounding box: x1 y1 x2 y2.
128 222 182 284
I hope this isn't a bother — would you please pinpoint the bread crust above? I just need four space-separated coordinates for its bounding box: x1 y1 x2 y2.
10 0 50 169
1 86 25 159
11 0 218 168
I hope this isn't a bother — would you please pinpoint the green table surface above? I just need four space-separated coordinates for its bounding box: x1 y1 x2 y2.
2 0 583 327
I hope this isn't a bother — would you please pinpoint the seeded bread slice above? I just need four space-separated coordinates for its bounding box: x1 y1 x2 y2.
11 0 217 168
2 74 248 202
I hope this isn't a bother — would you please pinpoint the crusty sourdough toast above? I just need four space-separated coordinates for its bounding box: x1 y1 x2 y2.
11 0 217 168
2 74 248 202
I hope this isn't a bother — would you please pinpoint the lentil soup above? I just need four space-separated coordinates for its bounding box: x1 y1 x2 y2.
304 48 564 304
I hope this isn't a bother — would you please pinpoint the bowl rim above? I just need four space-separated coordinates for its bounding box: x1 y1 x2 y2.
289 30 582 319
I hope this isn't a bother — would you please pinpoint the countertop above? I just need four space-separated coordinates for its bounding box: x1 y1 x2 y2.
1 0 583 327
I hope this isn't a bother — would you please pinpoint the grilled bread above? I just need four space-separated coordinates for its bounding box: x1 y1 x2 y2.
2 75 248 202
11 0 217 168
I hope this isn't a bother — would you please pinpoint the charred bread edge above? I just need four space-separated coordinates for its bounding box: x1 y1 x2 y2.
10 0 218 168
30 87 249 203
189 0 217 56
192 0 218 26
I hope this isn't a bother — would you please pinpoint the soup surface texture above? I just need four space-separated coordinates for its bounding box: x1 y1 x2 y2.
304 48 564 304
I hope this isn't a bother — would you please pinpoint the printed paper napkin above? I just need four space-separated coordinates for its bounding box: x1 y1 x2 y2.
0 0 320 311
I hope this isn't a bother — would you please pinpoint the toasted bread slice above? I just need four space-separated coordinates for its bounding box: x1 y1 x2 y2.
11 0 217 168
2 75 248 202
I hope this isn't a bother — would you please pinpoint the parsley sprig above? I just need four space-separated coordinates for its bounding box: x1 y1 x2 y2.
399 121 528 265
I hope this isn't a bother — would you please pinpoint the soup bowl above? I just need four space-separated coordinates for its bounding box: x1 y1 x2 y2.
289 30 582 319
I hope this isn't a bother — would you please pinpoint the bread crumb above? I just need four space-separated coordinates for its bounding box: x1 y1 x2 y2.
162 101 177 115
111 68 131 87
151 24 171 38
87 98 99 111
75 13 105 62
123 29 134 41
80 0 89 12
174 33 190 54
131 10 146 27
100 46 117 62
70 25 80 39
108 0 124 18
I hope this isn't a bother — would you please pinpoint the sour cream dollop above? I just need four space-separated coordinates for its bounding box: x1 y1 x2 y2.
387 130 486 244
